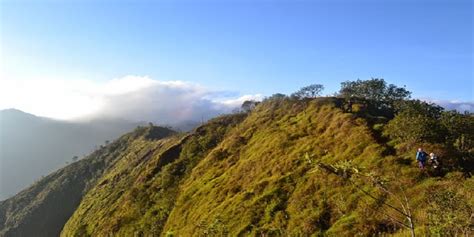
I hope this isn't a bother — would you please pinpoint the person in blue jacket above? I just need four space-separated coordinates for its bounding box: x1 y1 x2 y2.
416 148 428 170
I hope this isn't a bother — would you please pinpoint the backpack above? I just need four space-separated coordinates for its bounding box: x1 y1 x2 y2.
417 151 428 162
430 156 440 169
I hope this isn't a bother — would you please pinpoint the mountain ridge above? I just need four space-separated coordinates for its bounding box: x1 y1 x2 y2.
1 97 472 236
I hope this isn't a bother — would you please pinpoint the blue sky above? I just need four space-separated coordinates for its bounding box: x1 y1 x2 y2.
0 0 472 119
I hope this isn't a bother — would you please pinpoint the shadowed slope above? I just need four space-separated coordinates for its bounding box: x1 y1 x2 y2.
0 126 176 237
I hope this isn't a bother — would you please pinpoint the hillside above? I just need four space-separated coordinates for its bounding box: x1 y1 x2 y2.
0 126 177 237
0 109 140 200
1 98 472 236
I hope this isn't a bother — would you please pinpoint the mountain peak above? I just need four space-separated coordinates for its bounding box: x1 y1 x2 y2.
0 108 42 122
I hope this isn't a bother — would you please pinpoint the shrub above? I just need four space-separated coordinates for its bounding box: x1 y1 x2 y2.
427 189 472 236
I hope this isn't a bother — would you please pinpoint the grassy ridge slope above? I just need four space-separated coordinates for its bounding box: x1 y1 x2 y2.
61 114 246 236
163 99 389 235
2 98 472 236
162 99 471 236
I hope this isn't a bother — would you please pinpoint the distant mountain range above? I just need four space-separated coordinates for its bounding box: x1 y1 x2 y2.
0 109 143 200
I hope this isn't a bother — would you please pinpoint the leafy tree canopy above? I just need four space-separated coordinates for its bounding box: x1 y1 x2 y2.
440 111 474 154
393 100 444 119
241 100 259 112
384 100 446 144
339 78 411 110
266 93 287 101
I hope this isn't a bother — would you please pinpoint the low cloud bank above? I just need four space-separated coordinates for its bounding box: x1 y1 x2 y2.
94 77 263 124
431 100 474 113
0 76 262 125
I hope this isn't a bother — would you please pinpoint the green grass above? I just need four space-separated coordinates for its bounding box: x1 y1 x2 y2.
2 98 472 237
59 99 474 236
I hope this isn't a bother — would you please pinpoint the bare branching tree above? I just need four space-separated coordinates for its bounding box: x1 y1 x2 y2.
291 84 324 99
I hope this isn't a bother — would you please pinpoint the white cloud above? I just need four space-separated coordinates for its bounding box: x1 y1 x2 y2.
219 94 264 107
419 97 473 113
430 100 474 113
0 76 261 124
0 78 104 120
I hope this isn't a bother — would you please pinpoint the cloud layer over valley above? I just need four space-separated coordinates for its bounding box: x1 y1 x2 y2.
429 100 474 113
0 76 262 125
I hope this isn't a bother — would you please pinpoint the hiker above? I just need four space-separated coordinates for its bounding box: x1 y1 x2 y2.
429 152 440 169
416 148 428 170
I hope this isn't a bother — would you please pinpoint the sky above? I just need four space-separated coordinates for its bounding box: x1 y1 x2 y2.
0 0 472 122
